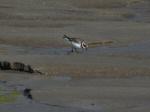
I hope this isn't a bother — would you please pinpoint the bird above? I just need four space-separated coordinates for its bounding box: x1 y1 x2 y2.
63 35 88 53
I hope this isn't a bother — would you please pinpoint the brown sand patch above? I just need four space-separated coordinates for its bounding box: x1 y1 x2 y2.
72 0 142 9
0 47 7 54
88 40 114 47
42 65 150 78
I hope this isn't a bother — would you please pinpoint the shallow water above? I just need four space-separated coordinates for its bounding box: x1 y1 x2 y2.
0 77 102 112
0 39 150 58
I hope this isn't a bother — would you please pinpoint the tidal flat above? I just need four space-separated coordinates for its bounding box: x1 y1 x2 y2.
0 0 150 112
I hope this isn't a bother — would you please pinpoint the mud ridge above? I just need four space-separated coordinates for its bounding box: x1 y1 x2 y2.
0 61 44 75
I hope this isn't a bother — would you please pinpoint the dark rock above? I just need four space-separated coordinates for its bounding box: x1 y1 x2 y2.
23 88 33 100
0 61 36 74
91 103 95 106
24 65 34 73
0 61 11 70
0 80 7 84
12 62 25 71
12 62 34 73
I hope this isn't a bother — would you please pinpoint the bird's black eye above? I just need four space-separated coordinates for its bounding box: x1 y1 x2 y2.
83 43 87 48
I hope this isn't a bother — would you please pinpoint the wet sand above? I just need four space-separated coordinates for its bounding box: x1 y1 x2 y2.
0 72 150 112
0 0 150 112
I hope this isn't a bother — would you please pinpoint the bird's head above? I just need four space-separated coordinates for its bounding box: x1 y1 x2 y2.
82 41 88 51
63 35 68 39
63 35 71 43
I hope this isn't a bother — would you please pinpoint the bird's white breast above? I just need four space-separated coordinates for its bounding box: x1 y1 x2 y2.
72 42 81 48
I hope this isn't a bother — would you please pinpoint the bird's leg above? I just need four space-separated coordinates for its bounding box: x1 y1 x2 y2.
85 47 88 52
67 46 74 54
82 47 88 52
82 48 85 52
80 48 83 53
71 46 74 52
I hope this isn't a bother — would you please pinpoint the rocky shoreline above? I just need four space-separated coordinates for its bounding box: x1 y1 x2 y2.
0 61 44 75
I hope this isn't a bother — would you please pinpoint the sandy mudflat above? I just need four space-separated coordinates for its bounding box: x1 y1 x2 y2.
0 72 150 112
0 0 150 112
